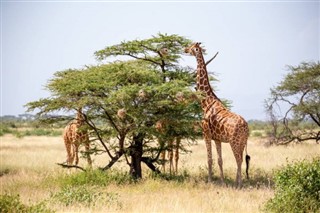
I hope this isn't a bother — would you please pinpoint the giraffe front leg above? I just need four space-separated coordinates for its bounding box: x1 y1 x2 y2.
202 120 213 182
215 140 225 185
64 141 72 166
85 141 92 167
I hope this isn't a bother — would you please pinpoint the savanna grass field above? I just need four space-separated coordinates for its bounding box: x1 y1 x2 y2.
1 127 319 213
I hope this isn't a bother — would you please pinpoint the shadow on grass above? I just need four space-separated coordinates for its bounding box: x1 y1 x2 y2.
207 167 274 189
148 167 274 189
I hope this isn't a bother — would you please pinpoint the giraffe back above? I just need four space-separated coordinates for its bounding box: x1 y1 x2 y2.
203 97 249 142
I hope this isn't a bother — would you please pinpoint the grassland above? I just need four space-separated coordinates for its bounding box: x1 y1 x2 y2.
1 134 319 212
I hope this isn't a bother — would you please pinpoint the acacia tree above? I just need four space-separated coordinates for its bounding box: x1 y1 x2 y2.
26 33 203 179
265 61 320 144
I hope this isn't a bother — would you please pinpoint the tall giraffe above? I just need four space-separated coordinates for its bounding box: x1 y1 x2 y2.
63 108 92 167
185 42 250 187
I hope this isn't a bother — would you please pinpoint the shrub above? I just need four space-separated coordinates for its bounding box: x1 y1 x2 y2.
264 157 320 213
149 169 190 183
251 131 263 137
0 125 12 136
50 186 121 208
58 169 133 187
50 186 103 207
12 128 62 138
0 193 51 213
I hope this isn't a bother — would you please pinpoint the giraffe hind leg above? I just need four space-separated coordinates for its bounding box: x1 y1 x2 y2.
230 140 245 188
214 140 225 184
73 144 79 166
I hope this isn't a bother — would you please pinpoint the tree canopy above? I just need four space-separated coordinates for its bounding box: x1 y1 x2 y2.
265 61 320 144
26 33 204 178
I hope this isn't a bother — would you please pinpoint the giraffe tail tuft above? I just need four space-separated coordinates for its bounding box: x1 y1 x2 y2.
245 154 251 180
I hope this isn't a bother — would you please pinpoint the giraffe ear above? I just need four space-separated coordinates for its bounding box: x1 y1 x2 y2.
197 42 202 46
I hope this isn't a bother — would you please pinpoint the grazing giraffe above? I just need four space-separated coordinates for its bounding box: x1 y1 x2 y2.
63 108 92 167
156 120 181 174
185 42 250 187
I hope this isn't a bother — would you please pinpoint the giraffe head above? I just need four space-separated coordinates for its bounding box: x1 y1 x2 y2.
184 42 204 57
76 108 85 124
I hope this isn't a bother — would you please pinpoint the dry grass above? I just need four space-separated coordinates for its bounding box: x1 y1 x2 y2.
1 134 319 212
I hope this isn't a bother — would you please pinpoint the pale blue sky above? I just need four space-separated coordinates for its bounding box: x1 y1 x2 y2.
1 1 319 120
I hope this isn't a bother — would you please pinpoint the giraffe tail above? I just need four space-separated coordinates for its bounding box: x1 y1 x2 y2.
245 144 251 180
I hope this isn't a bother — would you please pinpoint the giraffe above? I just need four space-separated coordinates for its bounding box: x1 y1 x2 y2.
185 42 250 187
155 120 181 174
63 108 92 167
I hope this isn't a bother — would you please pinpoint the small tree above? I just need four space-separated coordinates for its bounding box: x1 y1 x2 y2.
26 33 202 179
265 61 320 144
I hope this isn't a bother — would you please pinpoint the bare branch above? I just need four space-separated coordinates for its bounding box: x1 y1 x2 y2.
56 163 86 171
141 157 161 174
101 151 124 171
124 53 162 66
83 115 114 159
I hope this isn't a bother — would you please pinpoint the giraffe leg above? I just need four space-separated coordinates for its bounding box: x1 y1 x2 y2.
64 138 72 166
85 140 92 167
174 137 181 174
230 141 244 188
202 120 213 182
168 139 173 174
236 160 242 188
161 150 166 173
74 144 79 166
215 140 225 184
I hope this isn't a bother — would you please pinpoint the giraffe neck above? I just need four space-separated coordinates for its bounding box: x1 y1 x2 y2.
195 52 219 100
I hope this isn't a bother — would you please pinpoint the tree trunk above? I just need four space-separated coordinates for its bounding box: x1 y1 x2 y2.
129 133 144 179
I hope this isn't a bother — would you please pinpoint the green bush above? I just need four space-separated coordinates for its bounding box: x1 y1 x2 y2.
265 158 320 213
0 193 51 213
50 186 121 209
251 131 263 137
50 186 103 207
58 169 133 187
12 128 62 138
0 125 13 136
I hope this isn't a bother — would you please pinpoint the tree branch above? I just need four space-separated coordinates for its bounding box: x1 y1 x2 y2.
102 107 121 134
101 150 125 171
141 157 161 174
84 115 114 159
309 114 320 127
124 53 162 66
56 163 86 171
